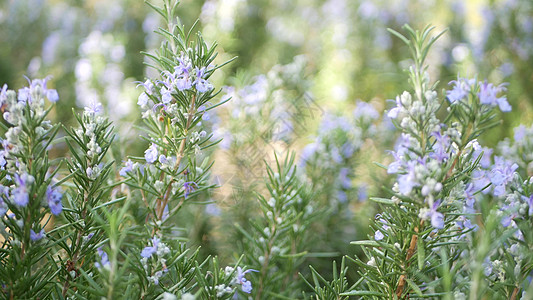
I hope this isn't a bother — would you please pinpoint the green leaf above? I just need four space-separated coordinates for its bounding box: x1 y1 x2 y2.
417 237 425 270
340 290 387 296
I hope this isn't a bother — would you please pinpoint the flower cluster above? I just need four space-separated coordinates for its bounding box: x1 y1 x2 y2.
447 77 511 112
0 77 63 298
386 88 453 229
0 78 62 216
346 26 523 299
137 54 213 113
140 236 171 285
215 266 258 296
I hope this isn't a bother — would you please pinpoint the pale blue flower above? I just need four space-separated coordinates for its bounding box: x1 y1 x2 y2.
47 185 63 215
85 101 103 115
387 95 404 119
144 144 158 164
119 159 135 176
446 77 473 103
18 87 31 103
12 173 30 207
397 160 418 195
194 67 213 93
19 77 59 103
374 230 384 241
473 146 493 169
95 247 110 268
161 87 173 104
430 131 451 162
183 181 198 199
158 155 168 165
337 190 347 203
141 237 160 258
137 80 154 107
46 89 59 103
489 156 518 197
175 75 192 91
235 267 258 293
427 200 444 229
464 183 476 210
478 81 511 112
30 229 45 241
205 203 221 216
175 56 192 75
138 92 149 106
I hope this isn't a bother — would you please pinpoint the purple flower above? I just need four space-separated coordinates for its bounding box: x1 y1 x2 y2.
18 87 31 103
236 267 258 293
183 181 198 199
501 215 513 227
446 77 473 103
199 105 211 121
175 56 192 75
374 230 384 241
430 131 451 162
137 79 155 93
387 95 403 119
478 81 511 112
47 185 63 215
193 67 213 93
30 229 45 241
397 160 418 195
18 77 59 103
472 169 491 193
144 143 158 164
473 146 493 169
138 92 149 106
95 247 110 269
158 155 168 165
119 159 134 177
141 237 160 258
46 89 59 103
137 80 154 107
464 183 476 210
175 75 192 91
161 87 173 104
426 200 444 229
489 157 518 197
483 257 493 276
12 173 31 207
85 101 103 115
